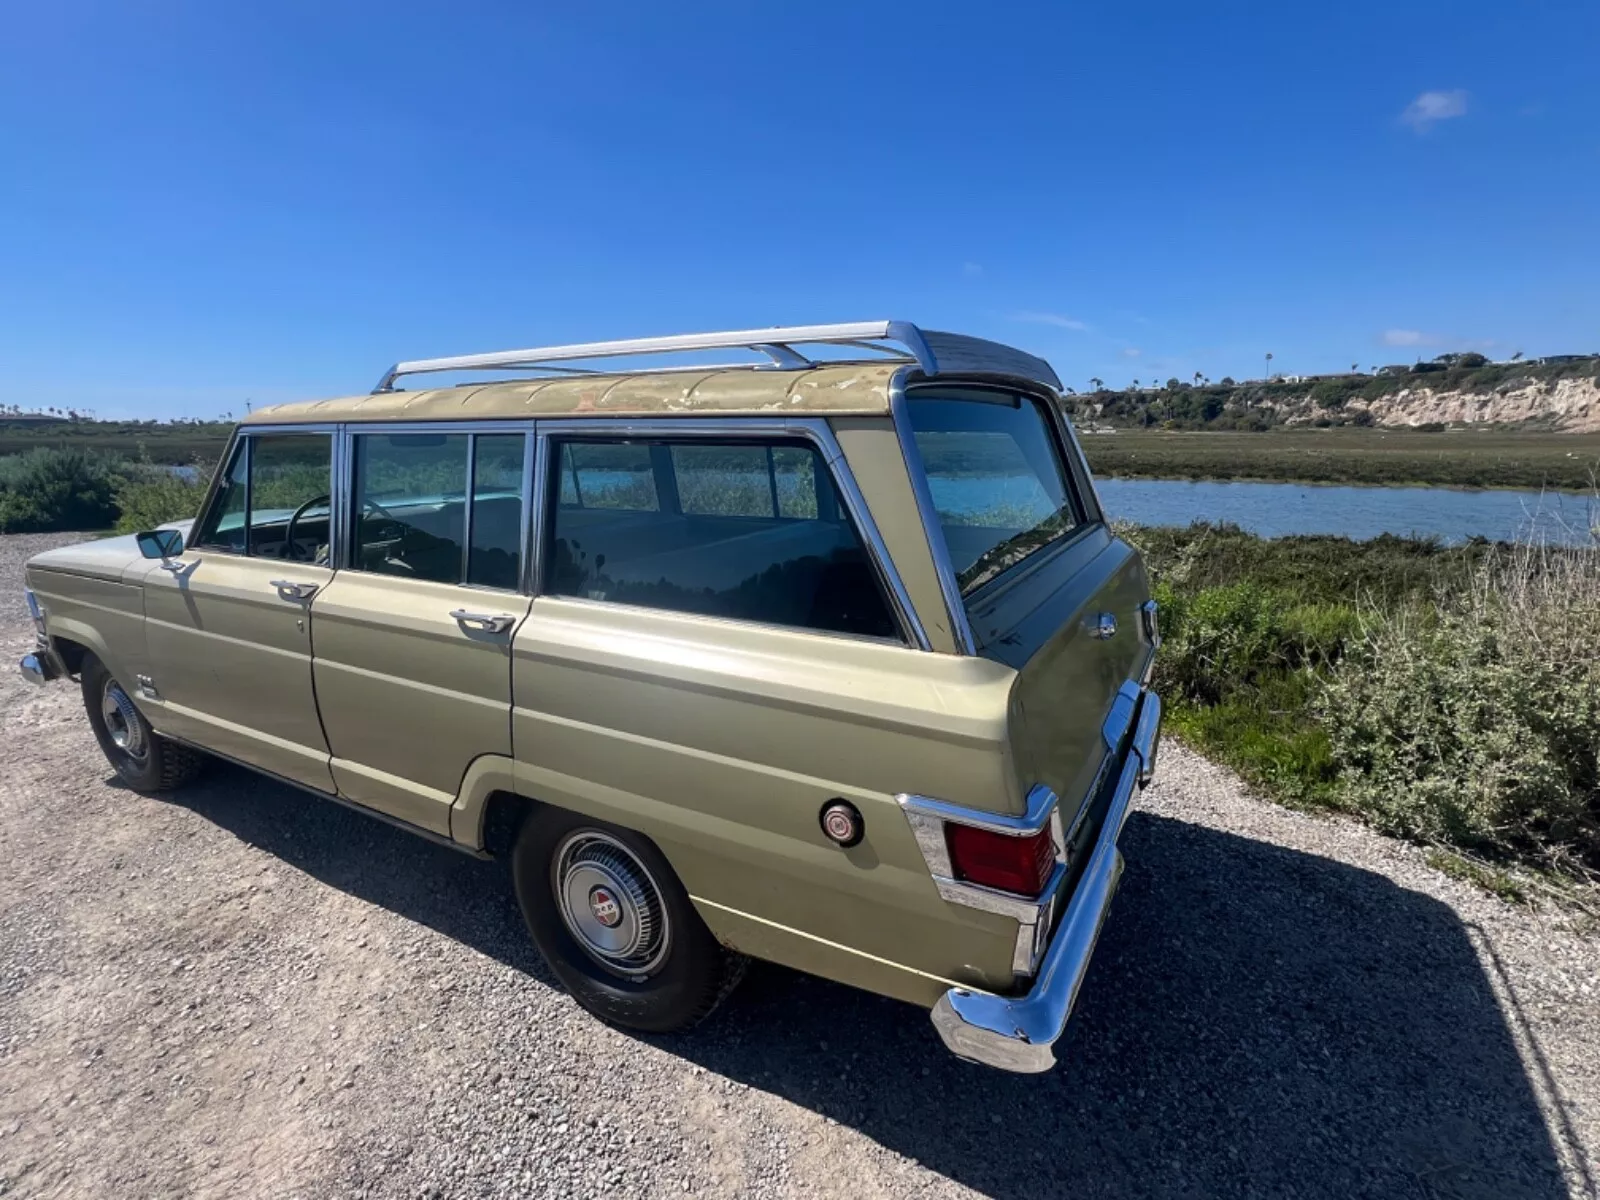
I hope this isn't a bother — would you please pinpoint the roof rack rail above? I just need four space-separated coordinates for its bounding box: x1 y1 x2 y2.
371 321 1061 394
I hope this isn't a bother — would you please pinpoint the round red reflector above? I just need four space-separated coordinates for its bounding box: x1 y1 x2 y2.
820 801 863 847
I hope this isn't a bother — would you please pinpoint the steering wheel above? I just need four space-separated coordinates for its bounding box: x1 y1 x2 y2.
284 494 330 562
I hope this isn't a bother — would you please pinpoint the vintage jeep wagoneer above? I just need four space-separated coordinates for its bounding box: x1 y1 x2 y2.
19 322 1160 1072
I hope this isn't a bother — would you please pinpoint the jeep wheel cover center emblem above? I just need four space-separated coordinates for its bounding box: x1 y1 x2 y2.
588 886 623 928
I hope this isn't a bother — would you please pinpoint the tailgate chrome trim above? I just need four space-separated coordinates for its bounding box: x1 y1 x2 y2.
929 687 1161 1073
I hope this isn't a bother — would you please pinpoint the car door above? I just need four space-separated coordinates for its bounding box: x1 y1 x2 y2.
141 428 339 792
308 427 532 835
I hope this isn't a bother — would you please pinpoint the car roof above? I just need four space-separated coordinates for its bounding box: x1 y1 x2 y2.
241 363 904 426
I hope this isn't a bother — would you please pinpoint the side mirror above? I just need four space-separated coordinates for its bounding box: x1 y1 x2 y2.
136 528 185 561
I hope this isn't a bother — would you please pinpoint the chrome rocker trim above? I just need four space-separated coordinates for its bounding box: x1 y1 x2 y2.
931 690 1162 1074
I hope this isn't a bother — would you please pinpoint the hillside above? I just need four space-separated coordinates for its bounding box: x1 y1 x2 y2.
1074 355 1600 433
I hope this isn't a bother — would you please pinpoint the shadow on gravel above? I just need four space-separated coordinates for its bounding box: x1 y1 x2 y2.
160 767 1572 1199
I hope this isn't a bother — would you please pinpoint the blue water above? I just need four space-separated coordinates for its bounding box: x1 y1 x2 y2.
1095 478 1597 545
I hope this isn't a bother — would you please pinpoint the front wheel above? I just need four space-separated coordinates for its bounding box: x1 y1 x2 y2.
81 656 204 793
511 806 745 1033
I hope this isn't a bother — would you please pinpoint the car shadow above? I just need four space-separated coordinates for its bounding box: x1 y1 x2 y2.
154 763 1575 1199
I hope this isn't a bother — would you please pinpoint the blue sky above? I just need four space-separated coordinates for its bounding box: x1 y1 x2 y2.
1 1 1597 419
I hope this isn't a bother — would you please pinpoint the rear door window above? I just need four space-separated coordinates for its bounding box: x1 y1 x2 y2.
351 432 527 588
905 392 1084 594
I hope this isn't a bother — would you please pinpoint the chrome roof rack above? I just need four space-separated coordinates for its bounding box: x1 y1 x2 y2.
371 321 1061 394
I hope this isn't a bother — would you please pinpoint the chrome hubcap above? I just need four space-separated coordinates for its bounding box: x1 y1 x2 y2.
101 679 148 762
552 832 670 979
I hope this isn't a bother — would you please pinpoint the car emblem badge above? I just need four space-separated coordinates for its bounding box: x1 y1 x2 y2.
588 886 623 928
1091 612 1118 640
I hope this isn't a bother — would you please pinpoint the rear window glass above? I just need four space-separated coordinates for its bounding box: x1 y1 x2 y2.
906 393 1082 594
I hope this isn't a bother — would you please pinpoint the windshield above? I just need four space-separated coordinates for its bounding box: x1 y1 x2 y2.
906 391 1084 595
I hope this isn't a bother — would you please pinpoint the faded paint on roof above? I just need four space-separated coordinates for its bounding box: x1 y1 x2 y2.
244 363 900 425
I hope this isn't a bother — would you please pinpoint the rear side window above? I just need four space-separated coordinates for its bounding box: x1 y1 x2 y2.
544 437 897 640
906 393 1083 594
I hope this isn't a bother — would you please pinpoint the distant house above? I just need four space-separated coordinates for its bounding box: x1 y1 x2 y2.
1536 354 1593 365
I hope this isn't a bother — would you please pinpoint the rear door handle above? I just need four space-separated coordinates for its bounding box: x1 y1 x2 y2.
270 580 320 601
450 609 517 634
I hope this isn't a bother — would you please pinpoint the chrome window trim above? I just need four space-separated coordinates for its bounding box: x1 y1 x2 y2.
529 415 933 651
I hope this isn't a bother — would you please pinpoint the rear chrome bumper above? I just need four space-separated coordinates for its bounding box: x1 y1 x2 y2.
930 690 1161 1073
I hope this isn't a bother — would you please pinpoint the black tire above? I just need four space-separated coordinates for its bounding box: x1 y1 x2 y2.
511 805 745 1034
81 655 204 793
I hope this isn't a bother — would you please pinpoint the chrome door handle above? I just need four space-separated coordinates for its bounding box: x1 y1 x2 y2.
450 609 517 634
270 580 320 601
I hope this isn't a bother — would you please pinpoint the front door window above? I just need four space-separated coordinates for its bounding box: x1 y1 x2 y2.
192 433 334 563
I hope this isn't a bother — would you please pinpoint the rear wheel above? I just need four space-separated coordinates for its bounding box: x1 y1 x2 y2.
511 806 745 1033
81 656 204 793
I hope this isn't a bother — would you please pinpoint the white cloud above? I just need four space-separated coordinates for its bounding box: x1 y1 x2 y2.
1400 89 1468 133
1122 347 1142 359
962 261 983 277
1011 310 1088 332
1382 329 1426 346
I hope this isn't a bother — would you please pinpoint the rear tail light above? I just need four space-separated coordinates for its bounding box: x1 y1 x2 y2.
945 824 1055 896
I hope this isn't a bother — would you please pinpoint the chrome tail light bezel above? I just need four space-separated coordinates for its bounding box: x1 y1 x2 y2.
896 785 1068 978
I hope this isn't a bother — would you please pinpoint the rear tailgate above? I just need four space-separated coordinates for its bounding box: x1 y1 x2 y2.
968 528 1156 837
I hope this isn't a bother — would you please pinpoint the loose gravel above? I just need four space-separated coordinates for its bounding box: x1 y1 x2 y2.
1 530 1596 1199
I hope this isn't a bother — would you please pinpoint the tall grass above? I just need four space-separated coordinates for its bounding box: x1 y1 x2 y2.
1320 536 1599 873
1128 520 1599 881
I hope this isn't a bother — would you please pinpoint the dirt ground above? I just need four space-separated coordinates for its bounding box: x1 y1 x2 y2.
2 530 1596 1199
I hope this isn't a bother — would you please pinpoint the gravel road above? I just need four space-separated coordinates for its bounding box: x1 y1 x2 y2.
2 530 1596 1199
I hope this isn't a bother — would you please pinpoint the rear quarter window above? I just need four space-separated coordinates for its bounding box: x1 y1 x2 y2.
545 436 898 640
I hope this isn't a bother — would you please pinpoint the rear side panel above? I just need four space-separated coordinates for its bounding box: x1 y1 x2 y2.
508 597 1025 1004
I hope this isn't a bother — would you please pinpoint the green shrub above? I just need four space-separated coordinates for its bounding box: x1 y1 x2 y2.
113 466 211 533
1318 544 1600 870
0 448 119 532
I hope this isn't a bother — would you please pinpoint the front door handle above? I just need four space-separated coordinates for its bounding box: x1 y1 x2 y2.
450 609 517 634
271 580 320 601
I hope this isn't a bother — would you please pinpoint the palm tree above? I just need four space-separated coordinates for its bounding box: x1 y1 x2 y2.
1264 352 1274 379
1131 378 1141 391
1351 362 1360 373
1089 377 1103 392
1193 371 1203 386
1511 350 1524 362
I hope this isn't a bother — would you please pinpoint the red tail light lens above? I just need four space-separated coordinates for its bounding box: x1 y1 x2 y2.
945 824 1055 896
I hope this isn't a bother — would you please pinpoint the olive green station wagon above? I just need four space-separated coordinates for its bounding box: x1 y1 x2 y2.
19 322 1160 1073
